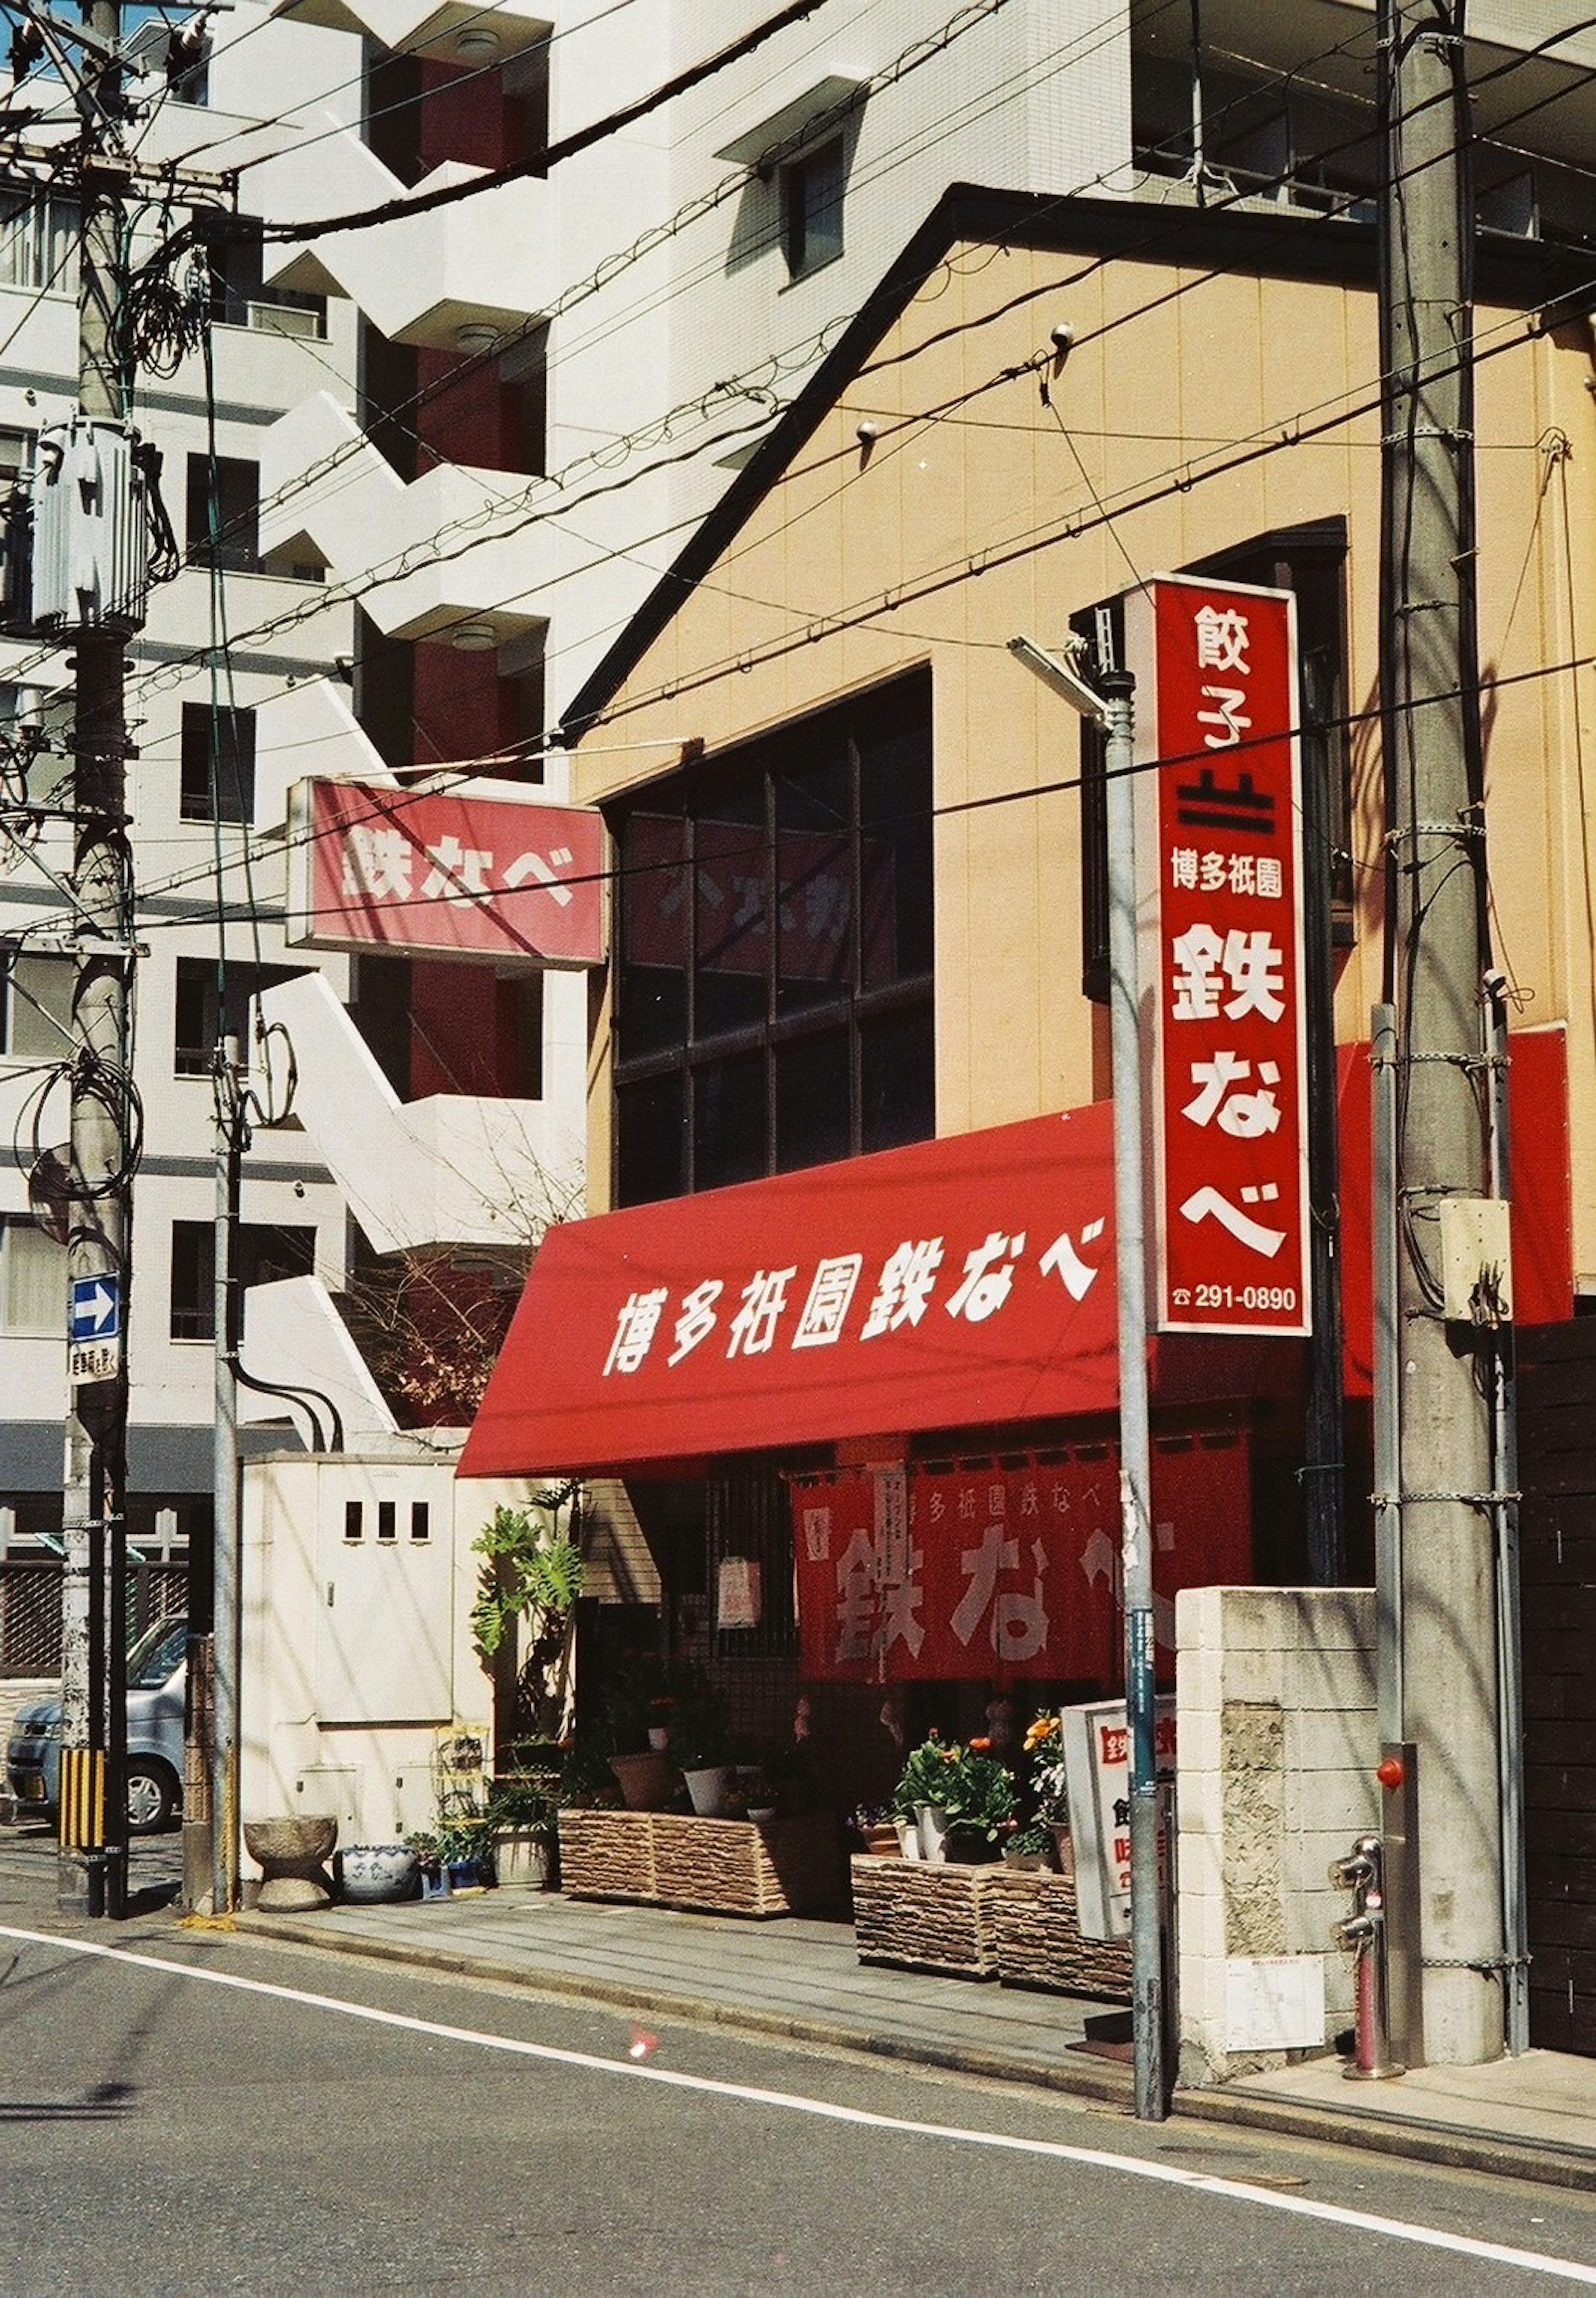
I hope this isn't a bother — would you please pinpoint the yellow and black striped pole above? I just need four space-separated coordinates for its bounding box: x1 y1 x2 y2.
58 1746 106 1853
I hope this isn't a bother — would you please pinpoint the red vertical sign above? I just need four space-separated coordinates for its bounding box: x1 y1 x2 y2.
1127 577 1310 1336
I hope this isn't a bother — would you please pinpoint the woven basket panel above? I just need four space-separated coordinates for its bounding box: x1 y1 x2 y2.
991 1869 1133 1999
557 1809 658 1902
850 1855 1012 1977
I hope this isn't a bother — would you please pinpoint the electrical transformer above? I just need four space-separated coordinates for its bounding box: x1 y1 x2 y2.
28 415 151 638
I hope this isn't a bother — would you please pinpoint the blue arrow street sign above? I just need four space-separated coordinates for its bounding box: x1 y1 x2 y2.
68 1274 120 1343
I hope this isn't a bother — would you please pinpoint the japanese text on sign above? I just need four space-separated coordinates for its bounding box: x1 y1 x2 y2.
1128 577 1310 1337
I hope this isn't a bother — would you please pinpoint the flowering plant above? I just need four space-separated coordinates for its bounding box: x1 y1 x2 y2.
1024 1712 1069 1828
890 1731 1016 1843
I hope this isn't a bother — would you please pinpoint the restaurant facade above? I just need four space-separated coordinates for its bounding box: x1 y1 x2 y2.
459 187 1589 2047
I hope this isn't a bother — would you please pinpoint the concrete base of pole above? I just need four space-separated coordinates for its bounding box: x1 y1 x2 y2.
57 1849 106 1916
182 1819 215 1916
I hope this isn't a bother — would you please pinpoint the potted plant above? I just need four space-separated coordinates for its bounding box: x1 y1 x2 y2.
1024 1712 1071 1872
488 1769 559 1889
1000 1818 1054 1871
669 1688 733 1816
890 1731 1016 1862
436 1810 495 1892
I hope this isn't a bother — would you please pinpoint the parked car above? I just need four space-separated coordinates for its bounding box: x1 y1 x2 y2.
5 1615 187 1834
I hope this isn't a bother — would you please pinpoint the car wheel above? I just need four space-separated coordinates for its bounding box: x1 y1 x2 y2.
125 1761 177 1835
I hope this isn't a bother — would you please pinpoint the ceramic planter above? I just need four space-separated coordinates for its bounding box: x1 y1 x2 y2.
493 1829 552 1889
610 1751 676 1810
915 1803 950 1863
338 1842 421 1903
682 1764 734 1817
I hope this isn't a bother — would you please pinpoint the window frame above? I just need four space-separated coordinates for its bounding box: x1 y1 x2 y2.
780 137 845 279
608 668 935 1205
185 452 260 573
180 699 257 823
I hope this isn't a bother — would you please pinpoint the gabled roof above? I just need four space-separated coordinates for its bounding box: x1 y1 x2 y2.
558 181 1591 741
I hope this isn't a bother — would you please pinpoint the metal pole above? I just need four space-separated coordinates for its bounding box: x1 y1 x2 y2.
211 1038 242 1915
59 7 131 1919
1102 665 1166 2121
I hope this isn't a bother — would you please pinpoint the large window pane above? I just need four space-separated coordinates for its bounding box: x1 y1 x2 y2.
861 1005 936 1153
776 1029 851 1172
694 1052 766 1191
618 810 689 1057
616 1073 685 1208
775 746 851 1014
695 780 766 1038
860 700 934 989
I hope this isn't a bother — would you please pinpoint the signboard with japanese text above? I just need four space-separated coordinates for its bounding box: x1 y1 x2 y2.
790 1440 1248 1687
285 779 605 968
1126 576 1310 1336
460 1106 1124 1478
1061 1695 1177 1940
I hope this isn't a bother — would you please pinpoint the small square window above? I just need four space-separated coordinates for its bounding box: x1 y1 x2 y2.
782 140 844 278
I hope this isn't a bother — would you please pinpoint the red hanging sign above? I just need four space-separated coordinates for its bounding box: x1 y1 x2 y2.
791 1436 1249 1684
286 779 605 968
1127 576 1310 1336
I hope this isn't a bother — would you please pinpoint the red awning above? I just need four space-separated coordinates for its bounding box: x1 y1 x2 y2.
459 1027 1574 1478
458 1105 1121 1478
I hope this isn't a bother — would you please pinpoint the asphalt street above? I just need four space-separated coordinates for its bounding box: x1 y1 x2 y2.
3 1829 1596 2298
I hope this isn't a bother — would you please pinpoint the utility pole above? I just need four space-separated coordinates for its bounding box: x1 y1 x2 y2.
57 0 133 1919
1379 0 1505 2064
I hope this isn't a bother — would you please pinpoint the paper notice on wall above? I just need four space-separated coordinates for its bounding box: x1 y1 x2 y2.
1224 1955 1327 2052
717 1556 762 1628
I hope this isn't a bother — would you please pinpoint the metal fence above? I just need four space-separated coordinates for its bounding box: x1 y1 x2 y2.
0 1558 188 1679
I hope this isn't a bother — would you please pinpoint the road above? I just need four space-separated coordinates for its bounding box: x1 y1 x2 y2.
3 1827 1596 2297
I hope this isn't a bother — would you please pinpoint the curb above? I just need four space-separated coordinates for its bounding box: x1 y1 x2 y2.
229 1910 1595 2192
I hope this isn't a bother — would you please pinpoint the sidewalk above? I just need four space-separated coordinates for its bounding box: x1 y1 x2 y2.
234 1884 1596 2190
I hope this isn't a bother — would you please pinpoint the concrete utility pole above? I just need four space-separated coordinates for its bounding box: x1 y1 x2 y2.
1379 0 1505 2064
58 0 133 1919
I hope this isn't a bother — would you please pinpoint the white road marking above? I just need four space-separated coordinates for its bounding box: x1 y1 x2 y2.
3 1921 1592 2286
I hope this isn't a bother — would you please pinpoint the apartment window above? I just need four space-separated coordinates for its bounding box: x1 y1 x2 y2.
610 669 934 1205
410 1500 431 1543
170 1219 316 1340
180 701 256 822
174 956 299 1077
207 218 325 339
377 1500 397 1543
781 139 845 278
344 1501 364 1542
0 1214 62 1335
186 453 259 572
2 949 71 1059
167 32 210 106
0 193 77 294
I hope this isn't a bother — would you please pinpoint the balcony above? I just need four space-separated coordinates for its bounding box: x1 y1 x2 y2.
254 971 582 1254
251 126 552 350
271 0 551 71
258 390 550 645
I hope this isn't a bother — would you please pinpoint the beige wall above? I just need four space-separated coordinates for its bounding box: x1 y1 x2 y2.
575 226 1596 1275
